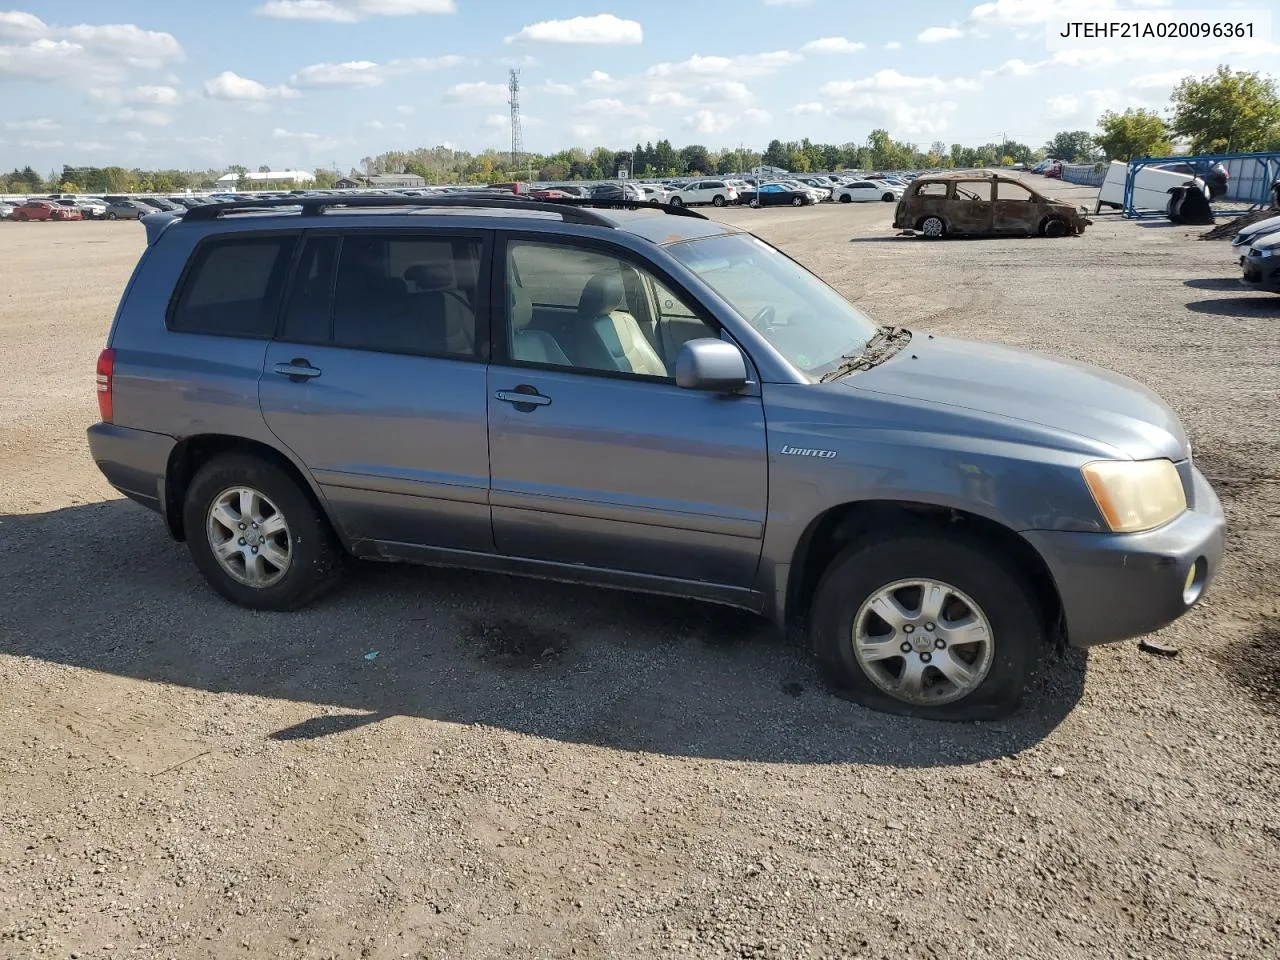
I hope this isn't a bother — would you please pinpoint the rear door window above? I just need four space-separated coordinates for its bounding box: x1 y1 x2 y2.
955 181 992 201
916 182 948 197
169 234 298 338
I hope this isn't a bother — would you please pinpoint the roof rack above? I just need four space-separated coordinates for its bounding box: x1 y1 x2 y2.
180 193 708 225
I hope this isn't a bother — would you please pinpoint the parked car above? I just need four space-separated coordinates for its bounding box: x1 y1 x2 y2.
0 202 14 220
1240 230 1279 293
893 172 1091 238
796 178 835 201
104 200 150 220
589 181 645 202
1043 162 1063 179
835 180 902 203
137 197 181 212
57 198 105 219
636 183 673 203
733 183 817 207
668 179 739 208
1232 213 1280 263
12 199 83 221
86 193 1223 720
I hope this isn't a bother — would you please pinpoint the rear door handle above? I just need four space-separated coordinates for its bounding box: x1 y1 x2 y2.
494 389 551 407
274 359 322 381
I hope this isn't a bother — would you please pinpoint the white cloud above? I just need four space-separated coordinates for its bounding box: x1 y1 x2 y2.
821 69 979 95
828 96 958 136
203 71 299 101
396 104 414 114
970 0 1115 27
646 50 801 79
1129 69 1194 90
623 124 662 141
684 110 735 135
506 14 642 45
794 102 825 115
111 107 172 126
648 90 692 107
918 26 964 42
536 80 575 95
291 55 467 88
569 123 599 139
1046 94 1080 119
444 81 508 104
702 80 752 104
257 0 455 23
742 107 771 123
579 97 649 118
0 13 183 84
272 127 323 140
73 140 109 152
5 117 60 131
802 37 865 54
883 41 902 50
129 85 180 105
292 60 382 87
124 131 146 142
18 138 64 149
481 113 508 129
582 70 620 90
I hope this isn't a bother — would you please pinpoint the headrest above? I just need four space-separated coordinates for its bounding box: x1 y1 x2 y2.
510 284 533 331
577 272 625 320
404 259 456 292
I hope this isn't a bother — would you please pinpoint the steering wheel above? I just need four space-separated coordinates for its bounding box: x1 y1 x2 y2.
750 305 776 331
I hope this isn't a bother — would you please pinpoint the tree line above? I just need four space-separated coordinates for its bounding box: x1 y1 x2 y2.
3 65 1276 195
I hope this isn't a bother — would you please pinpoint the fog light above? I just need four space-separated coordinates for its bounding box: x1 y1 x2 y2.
1183 559 1206 606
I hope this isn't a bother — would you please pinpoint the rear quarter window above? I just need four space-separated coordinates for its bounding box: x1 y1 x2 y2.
168 235 297 338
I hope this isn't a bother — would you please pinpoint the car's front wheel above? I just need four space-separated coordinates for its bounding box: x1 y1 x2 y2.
882 193 896 202
1042 218 1069 237
183 453 345 611
811 533 1044 720
712 194 726 207
106 212 117 220
838 194 852 203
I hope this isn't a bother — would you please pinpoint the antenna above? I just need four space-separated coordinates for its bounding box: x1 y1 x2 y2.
508 68 524 172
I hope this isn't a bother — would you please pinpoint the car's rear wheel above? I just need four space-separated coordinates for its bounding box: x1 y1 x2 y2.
669 195 684 207
183 453 344 611
882 193 896 202
811 533 1044 720
712 194 726 207
920 216 946 238
15 213 27 222
1042 218 1069 237
838 194 852 203
792 196 804 206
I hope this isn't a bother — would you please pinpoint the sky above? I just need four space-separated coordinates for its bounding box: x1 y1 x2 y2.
1 0 1277 173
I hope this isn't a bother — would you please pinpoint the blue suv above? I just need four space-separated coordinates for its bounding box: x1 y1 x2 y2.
87 195 1224 719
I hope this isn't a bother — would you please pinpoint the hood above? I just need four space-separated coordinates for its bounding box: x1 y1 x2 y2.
1235 214 1280 244
1253 229 1280 251
847 335 1188 461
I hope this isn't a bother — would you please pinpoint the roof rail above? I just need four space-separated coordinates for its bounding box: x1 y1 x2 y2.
540 197 709 221
179 192 710 225
181 194 617 226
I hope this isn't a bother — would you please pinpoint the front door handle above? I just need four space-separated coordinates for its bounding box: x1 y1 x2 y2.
274 359 322 382
494 388 552 409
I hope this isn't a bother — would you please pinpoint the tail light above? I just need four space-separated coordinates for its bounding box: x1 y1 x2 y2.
96 348 115 422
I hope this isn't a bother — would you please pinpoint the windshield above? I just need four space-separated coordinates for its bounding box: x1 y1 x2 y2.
667 232 879 379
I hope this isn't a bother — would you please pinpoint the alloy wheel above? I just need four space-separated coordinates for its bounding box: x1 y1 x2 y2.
206 486 292 588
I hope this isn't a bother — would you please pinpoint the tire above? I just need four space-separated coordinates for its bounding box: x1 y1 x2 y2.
106 212 117 220
839 194 852 203
811 533 1044 721
1042 218 1068 238
712 194 726 207
669 196 684 207
920 216 945 238
882 193 895 202
792 196 804 206
183 453 345 611
16 213 27 222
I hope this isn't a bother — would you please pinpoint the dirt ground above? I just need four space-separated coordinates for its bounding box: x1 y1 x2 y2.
2 179 1278 960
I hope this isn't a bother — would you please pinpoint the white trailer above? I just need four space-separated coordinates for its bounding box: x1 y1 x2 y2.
1096 160 1207 214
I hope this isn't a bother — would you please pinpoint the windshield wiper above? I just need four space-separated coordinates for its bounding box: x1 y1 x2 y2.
819 326 912 383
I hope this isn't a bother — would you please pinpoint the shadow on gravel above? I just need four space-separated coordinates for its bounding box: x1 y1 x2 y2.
0 501 1086 767
1185 296 1280 316
1183 277 1247 290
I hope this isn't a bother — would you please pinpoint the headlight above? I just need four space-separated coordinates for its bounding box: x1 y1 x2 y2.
1081 459 1187 533
1253 247 1274 258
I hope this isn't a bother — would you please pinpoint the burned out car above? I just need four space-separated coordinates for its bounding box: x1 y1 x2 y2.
893 172 1091 239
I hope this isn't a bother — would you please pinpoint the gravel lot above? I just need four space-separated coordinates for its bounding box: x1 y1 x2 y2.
2 179 1278 959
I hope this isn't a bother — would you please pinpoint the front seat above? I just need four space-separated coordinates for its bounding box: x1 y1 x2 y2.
574 273 667 377
403 259 475 355
509 282 571 365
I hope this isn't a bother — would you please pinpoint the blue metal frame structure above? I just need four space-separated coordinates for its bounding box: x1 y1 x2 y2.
1122 151 1280 219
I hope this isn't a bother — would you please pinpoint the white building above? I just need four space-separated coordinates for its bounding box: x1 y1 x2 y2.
215 170 316 188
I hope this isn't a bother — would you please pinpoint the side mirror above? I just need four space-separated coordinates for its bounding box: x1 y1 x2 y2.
676 338 749 392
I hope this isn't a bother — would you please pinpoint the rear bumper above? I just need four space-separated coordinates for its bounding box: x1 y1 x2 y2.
86 422 175 515
1023 466 1225 648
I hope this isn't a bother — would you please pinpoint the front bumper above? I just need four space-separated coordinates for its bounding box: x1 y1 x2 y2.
1023 466 1225 648
1241 254 1280 292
